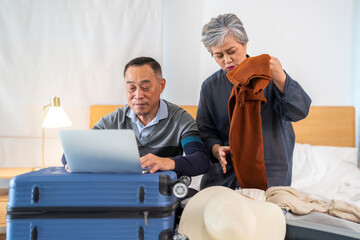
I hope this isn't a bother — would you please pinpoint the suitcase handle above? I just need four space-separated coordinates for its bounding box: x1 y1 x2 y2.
31 226 38 240
139 186 145 203
138 226 144 240
32 185 40 203
159 175 173 196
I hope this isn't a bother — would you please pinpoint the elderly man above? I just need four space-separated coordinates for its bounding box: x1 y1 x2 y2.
62 56 210 176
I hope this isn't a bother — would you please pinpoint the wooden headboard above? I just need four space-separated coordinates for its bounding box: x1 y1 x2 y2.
90 105 355 147
292 106 355 147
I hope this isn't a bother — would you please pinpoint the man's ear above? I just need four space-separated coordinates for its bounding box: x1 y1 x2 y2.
160 78 166 93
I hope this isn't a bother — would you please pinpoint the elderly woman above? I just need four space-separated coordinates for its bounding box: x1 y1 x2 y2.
197 13 311 190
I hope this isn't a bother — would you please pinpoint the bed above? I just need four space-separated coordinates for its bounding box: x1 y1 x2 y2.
284 107 360 239
90 105 360 239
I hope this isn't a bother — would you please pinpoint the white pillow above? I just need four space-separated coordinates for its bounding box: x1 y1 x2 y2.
292 143 360 207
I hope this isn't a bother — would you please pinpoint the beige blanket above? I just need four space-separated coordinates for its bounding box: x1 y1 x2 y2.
265 186 360 223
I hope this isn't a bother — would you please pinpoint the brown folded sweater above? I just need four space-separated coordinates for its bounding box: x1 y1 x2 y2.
227 54 271 191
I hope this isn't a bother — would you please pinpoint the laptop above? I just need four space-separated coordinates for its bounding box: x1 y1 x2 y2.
58 129 143 174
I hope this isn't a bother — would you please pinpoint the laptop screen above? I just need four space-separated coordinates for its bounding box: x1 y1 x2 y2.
58 129 142 173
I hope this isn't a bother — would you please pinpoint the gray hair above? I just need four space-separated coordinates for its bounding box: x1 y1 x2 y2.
124 56 163 83
201 13 249 54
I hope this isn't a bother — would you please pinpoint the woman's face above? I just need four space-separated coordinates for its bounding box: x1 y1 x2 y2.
210 35 247 72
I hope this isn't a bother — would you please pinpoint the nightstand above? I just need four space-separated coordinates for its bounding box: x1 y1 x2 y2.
0 188 7 240
0 168 34 179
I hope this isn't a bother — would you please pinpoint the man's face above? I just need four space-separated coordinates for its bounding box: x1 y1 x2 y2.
211 35 247 72
125 64 165 120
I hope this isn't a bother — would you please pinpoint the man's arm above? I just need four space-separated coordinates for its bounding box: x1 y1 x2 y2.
140 136 210 177
170 136 210 176
140 154 175 173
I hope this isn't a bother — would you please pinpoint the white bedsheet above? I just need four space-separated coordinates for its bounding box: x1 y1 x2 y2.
286 212 360 235
291 143 360 208
190 143 360 208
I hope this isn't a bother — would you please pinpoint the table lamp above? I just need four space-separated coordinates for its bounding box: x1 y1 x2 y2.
42 96 72 168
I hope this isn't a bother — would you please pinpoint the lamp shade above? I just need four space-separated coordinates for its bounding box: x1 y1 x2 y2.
42 106 72 128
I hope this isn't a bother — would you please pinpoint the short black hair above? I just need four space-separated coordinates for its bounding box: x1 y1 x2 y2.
123 57 162 81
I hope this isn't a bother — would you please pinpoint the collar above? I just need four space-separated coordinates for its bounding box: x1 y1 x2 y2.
126 99 168 128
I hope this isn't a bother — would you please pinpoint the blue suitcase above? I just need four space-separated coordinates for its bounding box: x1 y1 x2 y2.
6 167 179 240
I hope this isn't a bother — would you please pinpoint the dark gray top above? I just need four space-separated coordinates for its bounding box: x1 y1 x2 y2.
197 69 311 188
92 99 210 176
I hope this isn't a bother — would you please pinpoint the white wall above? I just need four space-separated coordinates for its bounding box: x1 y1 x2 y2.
162 0 205 105
353 1 360 148
0 0 358 171
0 0 163 168
163 0 355 107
